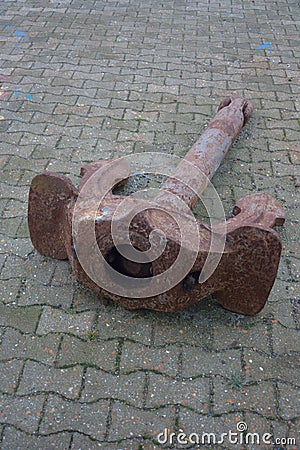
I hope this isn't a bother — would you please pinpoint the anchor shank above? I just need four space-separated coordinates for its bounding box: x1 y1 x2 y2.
157 97 253 209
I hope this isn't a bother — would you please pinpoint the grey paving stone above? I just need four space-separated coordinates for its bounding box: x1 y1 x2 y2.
212 319 271 353
0 326 6 339
268 300 297 328
14 217 30 238
1 428 72 450
146 373 210 413
0 218 23 240
272 323 300 354
0 304 41 333
0 328 61 364
2 198 27 219
4 156 46 173
243 350 300 385
152 311 213 347
0 278 22 304
57 335 118 372
0 359 23 393
289 256 300 280
108 401 176 441
36 306 95 338
19 283 74 308
71 433 115 449
178 410 243 449
0 241 27 269
213 376 277 418
40 394 109 440
0 236 33 259
120 341 179 377
81 368 145 407
181 348 243 378
270 278 299 304
71 286 100 312
0 252 7 270
0 393 45 433
17 361 83 398
278 383 300 420
95 305 152 345
0 167 20 188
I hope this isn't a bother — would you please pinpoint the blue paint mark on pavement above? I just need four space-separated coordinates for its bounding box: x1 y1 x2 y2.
257 42 272 53
14 29 30 46
14 30 29 41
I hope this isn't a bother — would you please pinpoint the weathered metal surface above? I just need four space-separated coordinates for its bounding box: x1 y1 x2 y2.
28 172 78 259
157 97 253 208
28 98 285 315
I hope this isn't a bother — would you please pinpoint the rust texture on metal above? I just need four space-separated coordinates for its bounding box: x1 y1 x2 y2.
27 97 285 316
158 97 253 208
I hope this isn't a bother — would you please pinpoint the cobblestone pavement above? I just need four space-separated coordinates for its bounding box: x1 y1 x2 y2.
0 0 299 448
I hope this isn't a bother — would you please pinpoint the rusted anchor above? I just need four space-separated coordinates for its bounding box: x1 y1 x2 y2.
28 98 285 315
